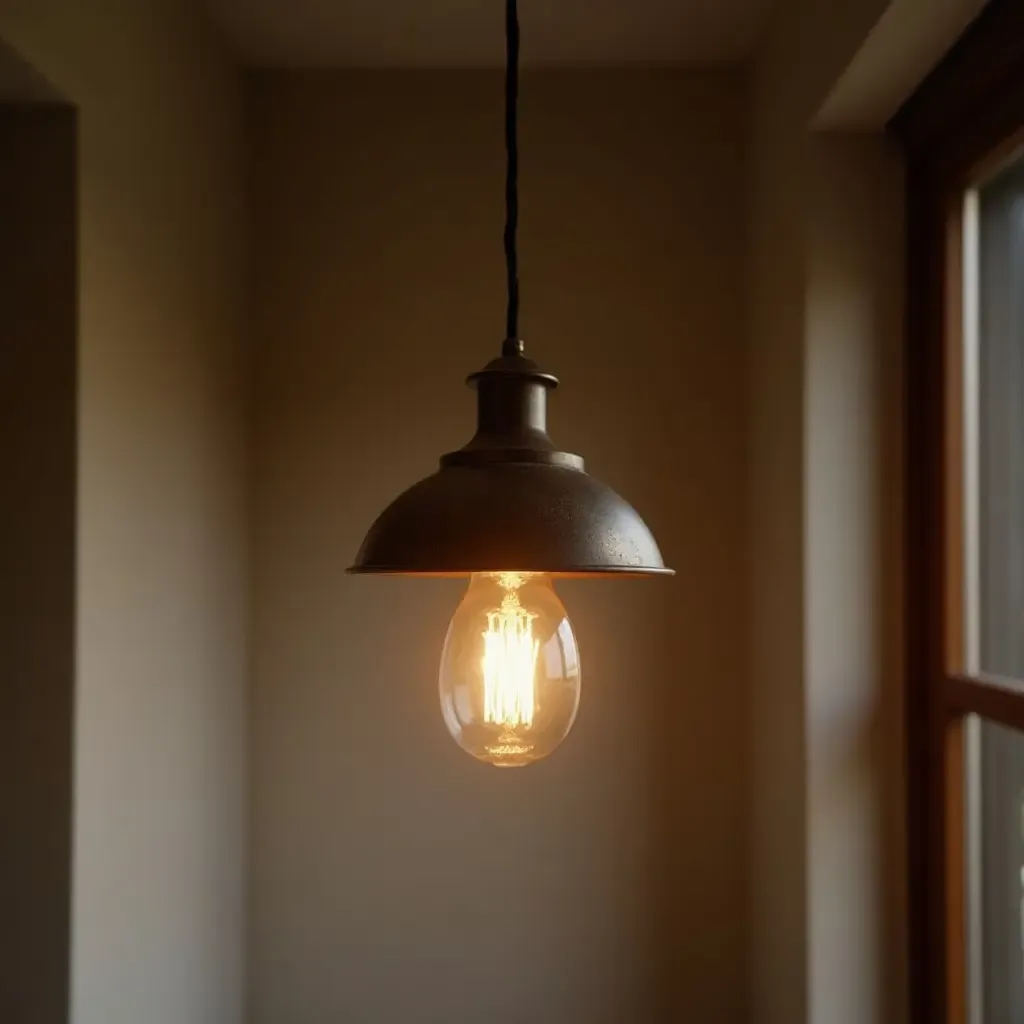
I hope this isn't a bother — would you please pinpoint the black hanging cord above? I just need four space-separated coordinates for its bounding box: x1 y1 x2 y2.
502 0 520 353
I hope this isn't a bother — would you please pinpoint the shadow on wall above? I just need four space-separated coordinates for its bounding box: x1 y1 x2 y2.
0 62 77 1024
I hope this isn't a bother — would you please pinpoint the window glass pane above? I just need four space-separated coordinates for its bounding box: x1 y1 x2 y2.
967 717 1024 1021
966 153 1024 682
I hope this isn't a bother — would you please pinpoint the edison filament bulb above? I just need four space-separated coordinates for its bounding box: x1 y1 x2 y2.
439 572 581 767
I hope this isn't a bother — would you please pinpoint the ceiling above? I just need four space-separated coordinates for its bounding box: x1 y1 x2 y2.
209 0 774 67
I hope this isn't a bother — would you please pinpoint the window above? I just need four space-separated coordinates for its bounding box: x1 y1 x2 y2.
970 154 1024 1022
895 1 1024 1020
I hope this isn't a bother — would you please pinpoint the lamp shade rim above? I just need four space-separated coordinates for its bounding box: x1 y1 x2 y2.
346 565 675 577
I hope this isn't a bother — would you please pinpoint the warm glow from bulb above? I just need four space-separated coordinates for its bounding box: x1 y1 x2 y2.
481 573 539 730
439 570 580 767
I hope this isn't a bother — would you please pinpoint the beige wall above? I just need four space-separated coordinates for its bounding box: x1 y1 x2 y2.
747 0 906 1014
249 69 748 1023
747 1 984 1022
0 2 248 1022
803 132 906 1024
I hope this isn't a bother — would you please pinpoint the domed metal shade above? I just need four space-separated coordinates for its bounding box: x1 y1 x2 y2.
349 345 672 577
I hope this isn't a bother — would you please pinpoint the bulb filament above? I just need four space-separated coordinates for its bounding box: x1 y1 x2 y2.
481 576 539 730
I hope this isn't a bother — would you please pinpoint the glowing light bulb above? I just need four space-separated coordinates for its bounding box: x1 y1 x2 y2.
439 572 580 767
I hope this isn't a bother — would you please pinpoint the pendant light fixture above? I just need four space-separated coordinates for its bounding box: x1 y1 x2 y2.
349 0 673 767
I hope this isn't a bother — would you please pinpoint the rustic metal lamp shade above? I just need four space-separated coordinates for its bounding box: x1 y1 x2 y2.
348 346 672 577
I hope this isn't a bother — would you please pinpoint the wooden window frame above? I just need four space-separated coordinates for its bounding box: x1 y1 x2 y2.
892 2 1024 1021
